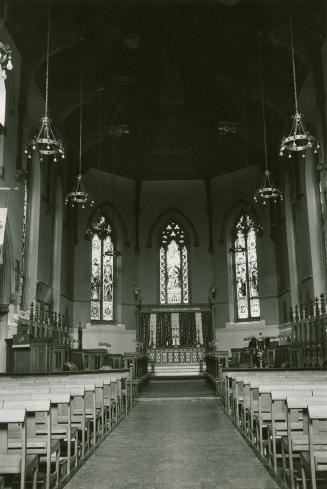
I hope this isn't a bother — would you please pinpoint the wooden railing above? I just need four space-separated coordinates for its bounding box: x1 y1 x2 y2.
123 353 149 396
205 351 229 394
290 294 327 348
17 303 71 345
289 294 327 367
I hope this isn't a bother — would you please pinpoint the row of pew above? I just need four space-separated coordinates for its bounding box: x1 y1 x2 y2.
0 370 131 489
222 369 327 489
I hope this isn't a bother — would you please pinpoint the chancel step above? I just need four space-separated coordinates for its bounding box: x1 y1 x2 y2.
152 364 201 377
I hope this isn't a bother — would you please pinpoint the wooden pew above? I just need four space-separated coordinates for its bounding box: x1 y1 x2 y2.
300 405 327 489
0 408 38 489
2 399 60 489
282 396 327 489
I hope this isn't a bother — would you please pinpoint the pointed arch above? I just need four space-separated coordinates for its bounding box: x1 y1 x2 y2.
232 212 261 321
147 207 199 248
219 198 262 244
89 214 115 321
86 201 130 247
159 219 190 305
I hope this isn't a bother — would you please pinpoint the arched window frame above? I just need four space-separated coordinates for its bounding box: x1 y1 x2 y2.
90 215 116 322
159 220 190 305
232 212 260 321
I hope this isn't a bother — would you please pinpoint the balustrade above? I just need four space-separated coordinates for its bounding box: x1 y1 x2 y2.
18 302 71 346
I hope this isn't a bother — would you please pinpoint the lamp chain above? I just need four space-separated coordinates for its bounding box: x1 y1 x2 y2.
79 38 84 177
289 0 298 113
260 72 268 171
259 36 268 172
45 8 50 118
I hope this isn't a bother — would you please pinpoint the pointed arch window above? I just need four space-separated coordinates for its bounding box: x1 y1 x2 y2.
90 215 114 321
233 213 260 321
160 220 189 304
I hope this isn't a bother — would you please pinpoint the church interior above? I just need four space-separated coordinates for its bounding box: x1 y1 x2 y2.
0 0 327 488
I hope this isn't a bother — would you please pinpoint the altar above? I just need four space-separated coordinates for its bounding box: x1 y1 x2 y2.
136 306 213 376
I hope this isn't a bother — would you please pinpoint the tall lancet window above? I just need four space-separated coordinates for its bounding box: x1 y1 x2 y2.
160 220 189 304
91 215 114 321
233 213 260 321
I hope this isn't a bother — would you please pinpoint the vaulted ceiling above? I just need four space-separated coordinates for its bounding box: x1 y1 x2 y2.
7 0 325 180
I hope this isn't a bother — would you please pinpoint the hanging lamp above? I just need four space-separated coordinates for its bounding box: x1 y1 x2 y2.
0 40 13 79
279 1 319 159
65 38 94 209
254 47 283 205
25 10 65 163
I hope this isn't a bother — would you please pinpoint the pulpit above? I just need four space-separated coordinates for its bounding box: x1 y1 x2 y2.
136 305 214 376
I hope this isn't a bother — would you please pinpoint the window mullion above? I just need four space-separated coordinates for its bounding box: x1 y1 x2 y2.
245 233 251 320
180 246 183 303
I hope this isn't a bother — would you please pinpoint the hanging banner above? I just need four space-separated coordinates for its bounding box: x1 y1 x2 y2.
195 312 203 345
149 313 156 347
0 205 7 265
171 312 180 346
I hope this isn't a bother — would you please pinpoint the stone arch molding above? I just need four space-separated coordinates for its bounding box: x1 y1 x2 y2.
85 201 130 247
219 198 263 245
147 207 199 248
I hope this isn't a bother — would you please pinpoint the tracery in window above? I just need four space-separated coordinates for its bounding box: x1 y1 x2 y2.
233 213 260 320
160 220 189 304
90 215 114 321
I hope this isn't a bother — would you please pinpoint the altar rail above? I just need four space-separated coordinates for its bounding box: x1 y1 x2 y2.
147 347 205 365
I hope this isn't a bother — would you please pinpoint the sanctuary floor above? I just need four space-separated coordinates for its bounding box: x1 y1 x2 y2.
65 380 280 489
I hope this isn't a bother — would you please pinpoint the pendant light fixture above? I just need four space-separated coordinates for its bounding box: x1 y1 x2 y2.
254 44 283 205
0 40 13 79
25 9 65 163
65 38 94 209
279 1 319 159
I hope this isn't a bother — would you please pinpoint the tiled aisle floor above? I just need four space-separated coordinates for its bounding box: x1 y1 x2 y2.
65 399 280 489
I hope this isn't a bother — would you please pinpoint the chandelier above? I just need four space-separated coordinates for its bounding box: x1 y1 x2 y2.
254 170 283 205
279 2 319 159
0 40 13 78
65 38 93 209
25 12 65 163
255 55 282 205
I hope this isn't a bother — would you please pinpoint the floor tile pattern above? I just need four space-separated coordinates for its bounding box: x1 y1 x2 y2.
65 394 279 489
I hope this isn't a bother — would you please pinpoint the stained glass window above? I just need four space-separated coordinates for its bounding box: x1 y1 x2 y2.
90 215 114 321
233 213 260 320
160 221 189 304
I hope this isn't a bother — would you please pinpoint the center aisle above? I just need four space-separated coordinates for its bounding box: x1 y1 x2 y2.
65 393 280 489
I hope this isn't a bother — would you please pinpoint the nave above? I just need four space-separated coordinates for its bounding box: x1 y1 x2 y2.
65 379 279 489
